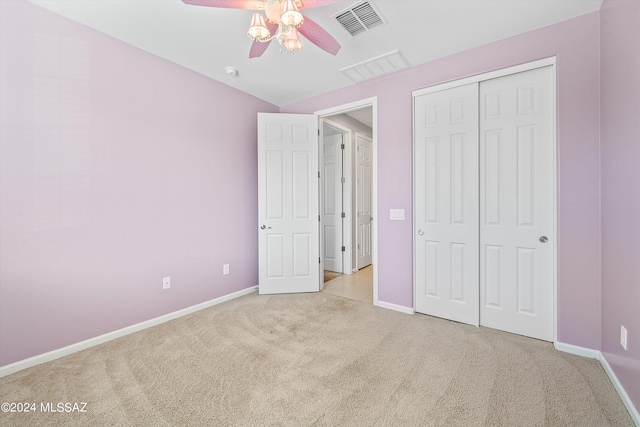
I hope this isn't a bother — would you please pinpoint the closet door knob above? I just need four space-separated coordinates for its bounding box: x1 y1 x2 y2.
539 236 548 243
418 229 425 236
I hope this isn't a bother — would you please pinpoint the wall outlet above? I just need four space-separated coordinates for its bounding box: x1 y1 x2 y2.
223 264 230 275
620 325 628 350
163 276 171 290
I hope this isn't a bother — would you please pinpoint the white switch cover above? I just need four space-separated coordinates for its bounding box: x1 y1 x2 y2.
163 276 171 290
621 325 628 350
223 264 230 275
390 209 405 220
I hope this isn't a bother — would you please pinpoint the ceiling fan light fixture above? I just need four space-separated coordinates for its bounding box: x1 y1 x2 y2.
265 0 282 24
247 12 271 41
282 26 303 53
281 0 304 27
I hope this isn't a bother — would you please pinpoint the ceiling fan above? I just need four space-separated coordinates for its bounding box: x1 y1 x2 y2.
181 0 342 57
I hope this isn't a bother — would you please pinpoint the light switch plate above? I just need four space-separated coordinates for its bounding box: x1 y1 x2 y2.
390 209 405 220
621 325 628 350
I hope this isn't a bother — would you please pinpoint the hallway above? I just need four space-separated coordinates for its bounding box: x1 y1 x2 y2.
322 266 373 304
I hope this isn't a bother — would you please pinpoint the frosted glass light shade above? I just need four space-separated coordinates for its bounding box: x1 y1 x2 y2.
247 13 270 41
281 0 303 27
282 27 303 52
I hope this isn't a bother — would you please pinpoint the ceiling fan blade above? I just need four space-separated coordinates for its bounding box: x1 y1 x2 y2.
298 0 343 10
249 39 273 58
181 0 262 10
298 16 341 56
249 21 278 58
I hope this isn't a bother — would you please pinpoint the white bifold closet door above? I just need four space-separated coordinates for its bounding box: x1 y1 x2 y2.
414 66 554 341
414 83 480 326
479 67 554 341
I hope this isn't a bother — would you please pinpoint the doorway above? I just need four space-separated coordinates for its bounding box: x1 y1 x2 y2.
317 98 377 304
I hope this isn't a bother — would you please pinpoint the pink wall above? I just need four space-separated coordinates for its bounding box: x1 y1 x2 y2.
282 12 602 348
4 2 633 400
600 0 640 410
0 0 278 366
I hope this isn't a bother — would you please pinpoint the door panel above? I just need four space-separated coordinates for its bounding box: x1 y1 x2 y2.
323 134 343 273
258 113 319 294
356 134 372 269
479 66 554 341
414 83 480 326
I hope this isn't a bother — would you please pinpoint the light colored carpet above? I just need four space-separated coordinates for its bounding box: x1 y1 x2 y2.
0 292 633 426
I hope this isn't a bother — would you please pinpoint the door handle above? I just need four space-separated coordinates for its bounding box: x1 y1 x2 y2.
418 229 425 236
370 217 374 221
260 225 272 230
539 236 548 243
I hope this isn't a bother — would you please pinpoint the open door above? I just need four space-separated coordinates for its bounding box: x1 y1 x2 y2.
356 133 373 269
258 113 320 294
322 133 344 273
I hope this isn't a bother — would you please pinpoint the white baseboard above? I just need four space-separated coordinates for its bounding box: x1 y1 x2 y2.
0 285 258 378
599 352 640 426
555 341 639 426
376 300 415 315
554 341 601 359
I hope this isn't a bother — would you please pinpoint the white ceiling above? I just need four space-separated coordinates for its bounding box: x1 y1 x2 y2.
28 0 603 106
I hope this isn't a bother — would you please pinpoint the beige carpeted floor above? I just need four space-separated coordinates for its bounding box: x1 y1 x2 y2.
0 292 633 426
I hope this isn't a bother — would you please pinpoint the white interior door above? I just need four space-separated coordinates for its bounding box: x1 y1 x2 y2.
414 83 480 326
356 134 373 269
322 133 343 273
258 113 319 294
479 66 554 341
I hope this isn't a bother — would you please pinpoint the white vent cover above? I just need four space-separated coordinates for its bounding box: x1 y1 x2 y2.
340 50 410 83
334 1 386 36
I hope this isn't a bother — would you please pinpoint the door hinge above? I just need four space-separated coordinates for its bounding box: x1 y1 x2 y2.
318 215 321 221
319 257 321 264
318 129 320 136
318 171 320 178
358 244 361 249
341 177 345 184
341 143 345 150
341 246 346 252
341 212 345 218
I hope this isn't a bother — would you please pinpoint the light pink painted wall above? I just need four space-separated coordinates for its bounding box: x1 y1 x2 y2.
282 12 602 348
600 0 640 410
0 0 278 366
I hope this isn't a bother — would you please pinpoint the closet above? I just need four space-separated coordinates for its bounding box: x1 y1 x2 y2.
413 62 555 341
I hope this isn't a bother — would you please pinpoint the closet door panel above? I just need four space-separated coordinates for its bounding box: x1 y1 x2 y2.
414 83 480 326
479 66 554 341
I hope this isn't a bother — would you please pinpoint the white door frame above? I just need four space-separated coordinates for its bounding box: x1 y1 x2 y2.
412 57 557 341
322 119 353 275
317 97 379 305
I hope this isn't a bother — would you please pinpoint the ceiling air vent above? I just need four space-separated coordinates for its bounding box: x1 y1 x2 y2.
340 50 410 84
334 1 386 37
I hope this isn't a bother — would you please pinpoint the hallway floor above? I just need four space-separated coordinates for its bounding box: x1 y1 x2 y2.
322 266 373 303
